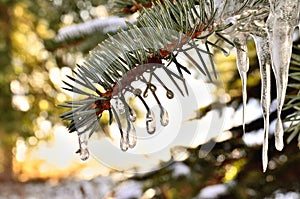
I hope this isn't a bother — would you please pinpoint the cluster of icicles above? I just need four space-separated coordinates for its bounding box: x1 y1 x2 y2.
77 85 171 161
113 86 170 152
77 64 176 161
225 0 300 171
75 0 300 172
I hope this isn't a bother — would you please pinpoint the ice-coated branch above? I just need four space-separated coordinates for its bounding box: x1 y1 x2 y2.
59 0 300 171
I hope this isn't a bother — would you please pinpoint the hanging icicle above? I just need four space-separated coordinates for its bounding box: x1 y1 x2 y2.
233 33 250 134
252 34 271 172
127 121 137 148
267 0 300 151
220 0 299 171
77 133 90 161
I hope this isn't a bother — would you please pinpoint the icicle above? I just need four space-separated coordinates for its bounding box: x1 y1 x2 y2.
267 0 299 151
298 17 300 35
120 130 129 151
78 133 90 161
128 122 137 148
233 33 249 134
146 110 156 134
253 34 271 172
160 106 169 126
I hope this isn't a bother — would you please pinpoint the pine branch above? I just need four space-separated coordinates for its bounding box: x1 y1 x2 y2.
58 0 300 170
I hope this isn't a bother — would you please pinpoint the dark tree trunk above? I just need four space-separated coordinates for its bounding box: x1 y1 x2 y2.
0 2 17 182
0 145 15 182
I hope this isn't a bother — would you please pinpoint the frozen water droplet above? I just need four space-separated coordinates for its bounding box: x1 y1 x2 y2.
234 33 249 134
120 131 129 151
79 117 82 121
129 109 136 122
78 133 89 161
275 119 284 151
166 90 174 99
253 34 271 172
160 107 169 126
128 122 137 148
79 149 89 161
146 110 156 134
116 99 125 114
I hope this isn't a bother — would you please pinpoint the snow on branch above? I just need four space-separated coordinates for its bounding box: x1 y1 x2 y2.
55 16 134 42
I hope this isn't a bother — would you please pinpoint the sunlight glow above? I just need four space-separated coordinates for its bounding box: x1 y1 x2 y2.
12 95 30 111
15 138 27 162
14 124 110 181
39 99 49 110
142 188 156 199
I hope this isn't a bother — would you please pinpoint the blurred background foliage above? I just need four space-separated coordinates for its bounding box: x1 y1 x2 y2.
0 0 299 198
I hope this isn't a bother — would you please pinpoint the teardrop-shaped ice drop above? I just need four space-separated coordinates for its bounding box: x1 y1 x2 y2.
129 109 136 122
79 148 89 161
275 120 284 151
166 90 174 99
146 110 156 134
120 131 129 151
128 122 137 148
78 133 89 161
160 107 169 126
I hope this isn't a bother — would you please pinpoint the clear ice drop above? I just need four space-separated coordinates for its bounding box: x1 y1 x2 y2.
160 107 169 126
129 109 136 122
253 34 271 172
128 122 137 148
146 110 156 134
233 33 249 134
120 130 129 151
78 133 90 161
267 0 299 151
